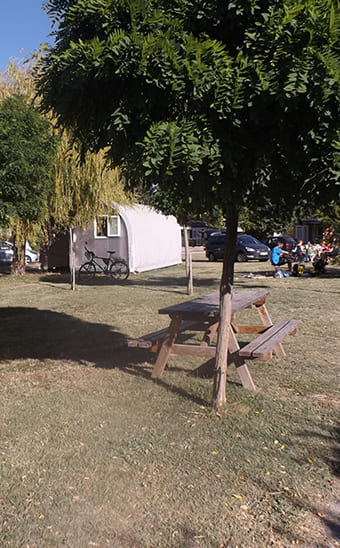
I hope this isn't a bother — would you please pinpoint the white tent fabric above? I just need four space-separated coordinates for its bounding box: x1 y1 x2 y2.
119 204 182 272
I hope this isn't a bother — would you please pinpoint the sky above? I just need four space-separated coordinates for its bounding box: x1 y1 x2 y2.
0 0 53 72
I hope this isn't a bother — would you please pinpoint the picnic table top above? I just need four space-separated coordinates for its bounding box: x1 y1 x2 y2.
158 289 270 320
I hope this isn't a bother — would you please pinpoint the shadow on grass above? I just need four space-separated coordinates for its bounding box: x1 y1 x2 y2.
38 272 220 291
270 422 340 544
0 306 212 406
251 419 340 545
37 272 222 298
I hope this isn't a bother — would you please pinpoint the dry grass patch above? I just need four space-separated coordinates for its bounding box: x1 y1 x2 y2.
0 260 339 547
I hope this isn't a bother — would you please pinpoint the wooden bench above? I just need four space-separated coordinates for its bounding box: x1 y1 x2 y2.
238 319 300 361
128 320 203 352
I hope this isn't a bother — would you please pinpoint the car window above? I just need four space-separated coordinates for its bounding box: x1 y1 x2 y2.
238 235 258 245
212 236 225 244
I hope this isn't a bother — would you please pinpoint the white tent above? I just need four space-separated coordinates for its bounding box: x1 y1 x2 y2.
119 204 182 272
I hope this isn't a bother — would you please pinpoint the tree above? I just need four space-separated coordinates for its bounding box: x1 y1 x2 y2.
0 94 57 273
43 132 130 288
1 63 130 280
37 0 340 406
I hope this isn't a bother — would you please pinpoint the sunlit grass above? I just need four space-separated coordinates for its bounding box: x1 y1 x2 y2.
0 257 339 547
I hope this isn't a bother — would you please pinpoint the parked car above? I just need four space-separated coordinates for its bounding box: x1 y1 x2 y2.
0 240 14 263
262 236 297 253
24 243 40 263
0 240 40 263
205 233 270 262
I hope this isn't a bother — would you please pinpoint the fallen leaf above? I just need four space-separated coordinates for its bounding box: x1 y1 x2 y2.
232 494 243 500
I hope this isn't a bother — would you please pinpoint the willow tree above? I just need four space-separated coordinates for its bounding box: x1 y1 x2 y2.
1 63 130 281
37 0 339 406
45 132 129 288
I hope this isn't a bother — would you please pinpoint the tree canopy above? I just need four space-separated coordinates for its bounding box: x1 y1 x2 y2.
0 94 57 226
38 0 339 217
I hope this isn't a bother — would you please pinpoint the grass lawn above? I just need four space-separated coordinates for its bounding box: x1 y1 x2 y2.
0 255 339 547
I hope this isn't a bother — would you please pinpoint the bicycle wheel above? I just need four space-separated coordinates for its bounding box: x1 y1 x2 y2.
110 260 129 281
78 262 96 282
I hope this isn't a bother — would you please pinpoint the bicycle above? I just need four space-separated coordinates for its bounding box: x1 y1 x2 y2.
78 245 129 282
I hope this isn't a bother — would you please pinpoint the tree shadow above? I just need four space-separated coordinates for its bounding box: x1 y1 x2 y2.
38 272 221 295
294 423 339 542
0 307 212 406
0 306 125 367
251 421 340 544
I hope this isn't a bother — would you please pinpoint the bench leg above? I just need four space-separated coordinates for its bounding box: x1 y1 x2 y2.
234 357 257 391
151 316 182 379
256 303 285 357
228 329 256 391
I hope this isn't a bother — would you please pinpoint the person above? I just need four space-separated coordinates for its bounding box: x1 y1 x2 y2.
306 241 314 262
293 240 306 262
271 241 293 272
328 238 339 263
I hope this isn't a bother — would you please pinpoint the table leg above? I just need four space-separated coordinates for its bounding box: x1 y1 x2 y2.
151 316 182 379
200 321 219 347
228 329 256 391
255 302 272 328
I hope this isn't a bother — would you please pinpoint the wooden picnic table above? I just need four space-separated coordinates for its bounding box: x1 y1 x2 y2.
128 289 299 391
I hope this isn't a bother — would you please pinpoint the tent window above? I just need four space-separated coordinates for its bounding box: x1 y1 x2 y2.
94 215 120 238
94 216 108 238
108 216 120 236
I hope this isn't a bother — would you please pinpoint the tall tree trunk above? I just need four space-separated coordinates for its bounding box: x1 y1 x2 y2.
39 243 49 272
69 227 76 291
188 250 193 295
213 207 238 408
183 224 190 276
40 223 54 272
183 224 193 295
10 235 26 275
